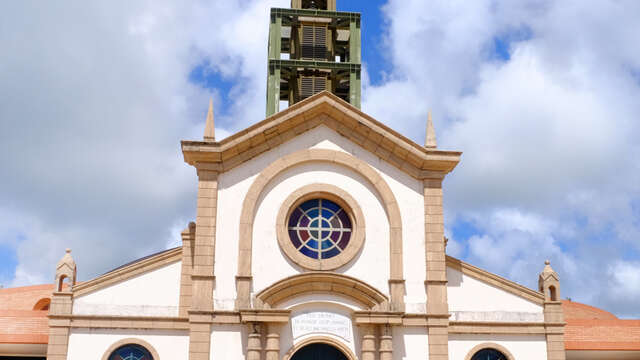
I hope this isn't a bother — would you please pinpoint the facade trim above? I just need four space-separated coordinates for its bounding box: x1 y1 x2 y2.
100 338 161 360
235 148 405 311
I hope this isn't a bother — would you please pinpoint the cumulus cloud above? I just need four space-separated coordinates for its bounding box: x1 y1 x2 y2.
365 0 640 317
0 0 287 284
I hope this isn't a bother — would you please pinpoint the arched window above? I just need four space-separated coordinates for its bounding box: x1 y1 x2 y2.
33 298 51 311
108 344 154 360
471 348 509 360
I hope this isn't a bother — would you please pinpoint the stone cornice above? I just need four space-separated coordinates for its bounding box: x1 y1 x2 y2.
447 255 546 305
181 92 461 179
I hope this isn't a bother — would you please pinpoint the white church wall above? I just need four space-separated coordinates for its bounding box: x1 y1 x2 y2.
392 327 430 360
210 324 245 360
447 267 544 322
252 161 390 295
214 125 426 309
67 328 188 360
72 261 181 317
448 334 547 360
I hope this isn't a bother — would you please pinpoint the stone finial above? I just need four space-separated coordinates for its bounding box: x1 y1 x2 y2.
55 248 77 292
425 111 437 148
539 260 560 301
204 98 215 142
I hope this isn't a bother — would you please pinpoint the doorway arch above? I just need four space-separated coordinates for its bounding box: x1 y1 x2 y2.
285 337 356 360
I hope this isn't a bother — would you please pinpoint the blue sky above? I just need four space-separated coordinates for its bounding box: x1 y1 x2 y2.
1 0 639 318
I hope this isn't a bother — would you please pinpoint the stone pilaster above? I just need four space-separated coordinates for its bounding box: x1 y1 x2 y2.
360 325 376 360
424 177 450 360
544 298 566 360
265 324 281 360
180 222 195 318
189 167 219 360
247 323 263 360
47 292 73 360
47 249 77 360
379 324 393 360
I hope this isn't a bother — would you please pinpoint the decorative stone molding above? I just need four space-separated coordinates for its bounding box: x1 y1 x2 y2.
73 247 182 297
283 336 358 360
55 249 76 292
255 272 388 310
236 148 405 311
463 343 515 360
48 314 189 330
276 183 365 271
447 256 545 305
181 91 462 179
100 338 161 360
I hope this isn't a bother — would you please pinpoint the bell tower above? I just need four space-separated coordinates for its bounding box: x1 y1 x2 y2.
266 0 361 116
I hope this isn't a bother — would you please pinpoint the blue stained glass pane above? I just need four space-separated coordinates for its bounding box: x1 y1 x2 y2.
307 208 319 218
300 246 318 259
320 219 331 229
321 240 333 249
321 209 334 219
289 208 303 227
289 230 302 248
307 239 318 249
322 200 340 212
310 219 319 228
322 247 341 259
300 199 318 211
321 231 330 239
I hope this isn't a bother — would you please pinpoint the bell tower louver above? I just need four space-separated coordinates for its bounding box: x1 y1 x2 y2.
266 0 361 116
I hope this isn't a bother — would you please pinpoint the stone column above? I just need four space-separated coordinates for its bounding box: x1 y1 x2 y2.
189 167 219 360
379 325 393 360
265 324 281 360
539 261 566 360
247 323 263 360
424 176 450 360
360 325 376 360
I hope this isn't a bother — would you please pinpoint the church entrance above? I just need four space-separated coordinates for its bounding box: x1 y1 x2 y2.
290 343 348 360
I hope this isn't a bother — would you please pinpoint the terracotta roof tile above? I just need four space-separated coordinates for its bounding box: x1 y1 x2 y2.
563 301 640 351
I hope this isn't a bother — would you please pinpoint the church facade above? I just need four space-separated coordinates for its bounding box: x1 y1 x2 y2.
44 90 566 360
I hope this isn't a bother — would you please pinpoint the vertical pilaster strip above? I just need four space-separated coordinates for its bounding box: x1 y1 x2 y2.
379 325 393 360
189 167 218 360
424 176 449 360
247 323 263 360
360 325 376 360
180 222 195 317
46 292 73 360
265 324 280 360
544 301 566 360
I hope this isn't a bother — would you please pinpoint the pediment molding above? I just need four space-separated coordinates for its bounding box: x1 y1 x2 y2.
182 92 461 179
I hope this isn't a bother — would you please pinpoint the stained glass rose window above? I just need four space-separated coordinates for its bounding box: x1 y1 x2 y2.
287 199 352 260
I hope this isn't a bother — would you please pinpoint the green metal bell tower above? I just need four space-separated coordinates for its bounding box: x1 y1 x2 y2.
266 0 361 117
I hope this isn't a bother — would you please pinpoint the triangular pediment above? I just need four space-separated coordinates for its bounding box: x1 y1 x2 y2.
182 92 461 179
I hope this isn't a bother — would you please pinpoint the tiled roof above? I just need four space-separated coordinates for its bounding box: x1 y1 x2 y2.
563 300 640 351
0 285 52 345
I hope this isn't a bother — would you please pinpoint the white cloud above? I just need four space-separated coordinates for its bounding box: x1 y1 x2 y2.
365 0 640 317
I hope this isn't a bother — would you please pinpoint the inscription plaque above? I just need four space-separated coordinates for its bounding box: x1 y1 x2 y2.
291 311 353 342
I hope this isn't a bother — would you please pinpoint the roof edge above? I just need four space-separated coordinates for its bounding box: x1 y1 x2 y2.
73 247 182 297
446 256 545 305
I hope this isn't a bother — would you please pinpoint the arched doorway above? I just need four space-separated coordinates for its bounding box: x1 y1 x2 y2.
291 343 348 360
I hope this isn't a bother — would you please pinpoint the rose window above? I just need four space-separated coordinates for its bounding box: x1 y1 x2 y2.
287 199 352 260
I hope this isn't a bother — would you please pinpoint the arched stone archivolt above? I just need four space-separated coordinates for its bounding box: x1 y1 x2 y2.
254 272 389 310
235 148 404 310
100 338 161 360
284 336 358 360
464 343 516 360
